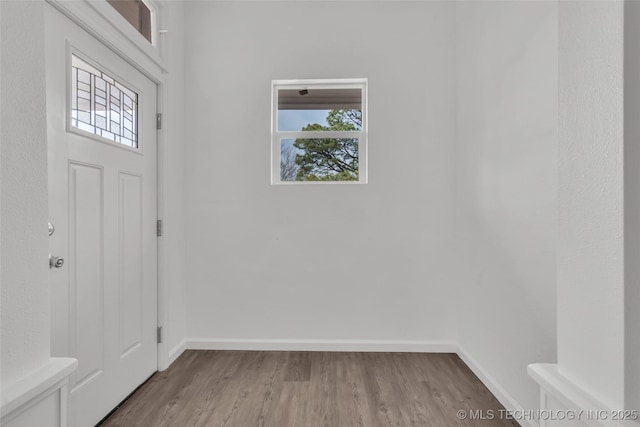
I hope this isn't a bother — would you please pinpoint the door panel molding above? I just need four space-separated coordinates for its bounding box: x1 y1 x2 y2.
67 162 105 392
118 171 144 359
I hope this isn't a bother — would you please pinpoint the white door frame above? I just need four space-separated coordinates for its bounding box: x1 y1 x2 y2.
45 0 172 371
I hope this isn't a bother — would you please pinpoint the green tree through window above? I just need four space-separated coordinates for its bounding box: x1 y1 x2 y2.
289 109 361 181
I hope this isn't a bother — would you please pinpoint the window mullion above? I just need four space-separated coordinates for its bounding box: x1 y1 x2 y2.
277 131 362 140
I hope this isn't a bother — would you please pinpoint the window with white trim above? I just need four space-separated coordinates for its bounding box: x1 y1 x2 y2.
271 79 368 184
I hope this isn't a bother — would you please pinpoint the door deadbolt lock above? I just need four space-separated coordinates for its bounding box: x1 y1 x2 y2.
49 255 64 269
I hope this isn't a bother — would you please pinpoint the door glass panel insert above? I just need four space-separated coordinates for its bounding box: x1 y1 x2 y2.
71 54 139 148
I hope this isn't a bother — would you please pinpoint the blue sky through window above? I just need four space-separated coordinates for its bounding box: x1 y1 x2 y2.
278 109 331 131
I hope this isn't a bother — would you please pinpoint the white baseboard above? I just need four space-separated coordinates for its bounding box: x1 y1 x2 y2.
185 338 458 353
458 346 538 427
167 339 187 368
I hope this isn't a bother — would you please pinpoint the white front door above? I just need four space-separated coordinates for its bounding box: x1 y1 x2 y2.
45 5 158 427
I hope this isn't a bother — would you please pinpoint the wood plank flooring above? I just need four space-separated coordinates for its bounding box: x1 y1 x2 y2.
100 351 520 427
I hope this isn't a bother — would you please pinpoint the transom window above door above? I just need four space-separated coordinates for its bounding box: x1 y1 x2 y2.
70 54 139 149
107 0 153 43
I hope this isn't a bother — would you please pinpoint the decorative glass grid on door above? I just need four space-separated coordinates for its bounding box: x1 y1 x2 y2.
71 54 138 148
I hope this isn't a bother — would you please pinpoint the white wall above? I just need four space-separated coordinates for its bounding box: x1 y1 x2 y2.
624 1 640 412
183 1 458 345
0 0 51 387
455 0 558 414
557 0 626 411
157 0 187 368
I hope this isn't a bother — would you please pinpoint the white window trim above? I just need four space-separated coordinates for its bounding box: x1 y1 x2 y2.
271 78 368 185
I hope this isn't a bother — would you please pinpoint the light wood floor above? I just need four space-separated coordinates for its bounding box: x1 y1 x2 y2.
100 351 519 427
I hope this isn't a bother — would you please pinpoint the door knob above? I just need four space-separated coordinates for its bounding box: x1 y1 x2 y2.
49 255 64 269
48 222 55 236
